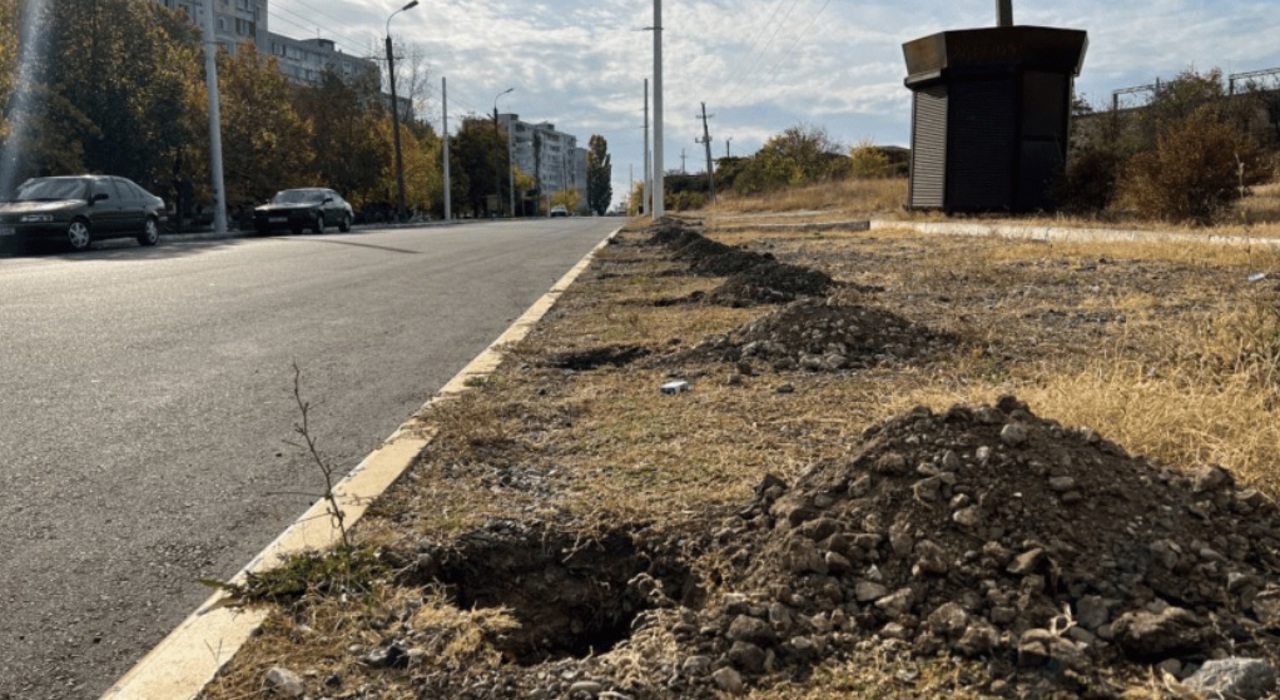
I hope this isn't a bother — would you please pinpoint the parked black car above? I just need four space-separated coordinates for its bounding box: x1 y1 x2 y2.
0 175 165 251
253 188 353 235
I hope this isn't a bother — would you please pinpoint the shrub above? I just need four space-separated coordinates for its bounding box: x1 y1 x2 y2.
1056 145 1126 214
1115 109 1268 224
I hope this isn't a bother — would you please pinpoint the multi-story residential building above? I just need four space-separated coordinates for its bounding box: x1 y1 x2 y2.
267 36 379 87
154 0 379 89
156 0 266 53
498 114 589 208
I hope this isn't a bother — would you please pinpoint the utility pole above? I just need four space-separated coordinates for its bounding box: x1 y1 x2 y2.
442 76 451 221
385 1 419 222
202 0 227 233
696 102 716 204
652 0 664 218
492 87 513 217
680 149 687 173
997 0 1013 27
726 137 733 158
642 78 650 216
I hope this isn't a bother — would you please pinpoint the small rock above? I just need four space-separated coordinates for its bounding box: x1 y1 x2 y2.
1017 629 1086 672
926 602 969 637
1192 465 1234 494
569 680 604 696
1007 548 1046 576
265 667 305 698
681 656 712 676
1048 476 1076 492
955 621 1000 656
854 581 888 602
712 667 745 695
1000 423 1029 446
1184 657 1278 700
1112 607 1208 661
912 540 949 576
953 506 984 528
874 588 914 617
728 615 775 645
1075 593 1116 632
727 641 766 673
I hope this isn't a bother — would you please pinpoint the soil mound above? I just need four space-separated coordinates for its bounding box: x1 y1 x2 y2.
689 296 954 372
714 396 1280 695
646 220 835 305
704 261 835 306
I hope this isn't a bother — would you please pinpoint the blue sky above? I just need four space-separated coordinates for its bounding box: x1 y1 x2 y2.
269 1 1280 206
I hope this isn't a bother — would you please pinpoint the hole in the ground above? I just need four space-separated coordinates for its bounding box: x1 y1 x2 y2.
549 345 650 371
405 522 699 665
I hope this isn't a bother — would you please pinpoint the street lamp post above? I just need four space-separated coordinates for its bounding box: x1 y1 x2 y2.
493 87 514 217
386 0 419 223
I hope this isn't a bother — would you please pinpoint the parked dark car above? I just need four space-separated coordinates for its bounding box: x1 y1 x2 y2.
253 188 353 235
0 175 165 251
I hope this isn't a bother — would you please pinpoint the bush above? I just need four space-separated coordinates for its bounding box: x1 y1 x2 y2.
1115 109 1268 224
1056 145 1126 214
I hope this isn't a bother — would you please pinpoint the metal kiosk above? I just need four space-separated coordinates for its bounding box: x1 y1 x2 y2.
902 23 1088 213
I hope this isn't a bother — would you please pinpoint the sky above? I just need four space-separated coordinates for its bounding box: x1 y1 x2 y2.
267 0 1280 209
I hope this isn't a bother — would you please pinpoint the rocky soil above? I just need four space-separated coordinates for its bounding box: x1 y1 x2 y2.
212 219 1280 700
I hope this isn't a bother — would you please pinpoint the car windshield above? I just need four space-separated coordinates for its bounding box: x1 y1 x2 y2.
12 178 89 202
271 189 324 204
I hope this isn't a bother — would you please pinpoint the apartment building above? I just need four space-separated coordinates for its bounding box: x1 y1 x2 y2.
154 0 378 88
155 0 266 53
498 114 589 205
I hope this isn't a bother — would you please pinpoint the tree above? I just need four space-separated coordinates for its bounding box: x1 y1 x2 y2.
449 115 504 217
732 123 849 194
586 134 612 215
849 138 891 179
294 68 384 206
39 0 202 192
216 45 313 210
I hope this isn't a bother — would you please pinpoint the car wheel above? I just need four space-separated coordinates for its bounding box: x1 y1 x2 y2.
66 218 92 251
255 224 270 236
290 223 303 235
314 213 326 234
137 217 160 246
338 213 351 233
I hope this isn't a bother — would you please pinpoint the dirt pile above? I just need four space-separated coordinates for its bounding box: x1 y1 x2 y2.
376 398 1280 699
647 220 835 305
686 296 956 372
709 396 1280 696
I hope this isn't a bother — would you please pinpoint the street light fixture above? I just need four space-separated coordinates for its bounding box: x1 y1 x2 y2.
493 87 514 217
386 0 419 223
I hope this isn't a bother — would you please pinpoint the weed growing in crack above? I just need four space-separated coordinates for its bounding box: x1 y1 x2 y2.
287 360 351 550
198 361 385 607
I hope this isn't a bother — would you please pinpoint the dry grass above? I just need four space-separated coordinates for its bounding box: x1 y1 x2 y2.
201 210 1280 699
706 171 1280 240
712 177 907 217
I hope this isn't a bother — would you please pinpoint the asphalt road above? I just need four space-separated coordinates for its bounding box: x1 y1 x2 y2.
0 218 617 700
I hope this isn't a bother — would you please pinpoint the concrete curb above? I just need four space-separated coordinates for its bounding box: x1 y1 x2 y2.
101 226 622 700
868 219 1280 250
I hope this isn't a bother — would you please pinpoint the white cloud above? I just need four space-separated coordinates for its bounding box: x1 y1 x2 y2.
274 0 1280 208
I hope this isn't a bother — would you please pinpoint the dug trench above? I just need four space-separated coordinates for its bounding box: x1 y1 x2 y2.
201 219 1280 700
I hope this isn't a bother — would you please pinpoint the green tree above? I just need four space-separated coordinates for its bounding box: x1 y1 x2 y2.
733 123 849 194
294 68 384 206
586 134 612 215
39 0 202 191
849 138 890 179
449 115 503 217
216 45 313 211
